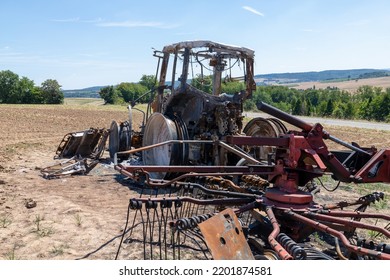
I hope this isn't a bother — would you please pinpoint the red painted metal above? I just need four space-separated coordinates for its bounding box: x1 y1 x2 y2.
265 207 293 260
286 210 390 260
265 188 313 205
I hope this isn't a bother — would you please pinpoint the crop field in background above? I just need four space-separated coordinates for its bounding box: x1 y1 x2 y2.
290 76 390 92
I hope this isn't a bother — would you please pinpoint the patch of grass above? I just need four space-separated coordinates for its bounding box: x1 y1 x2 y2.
0 213 12 228
34 214 44 232
37 227 54 237
366 230 378 240
5 244 18 260
310 231 327 247
32 214 54 237
50 244 69 256
74 213 82 227
373 198 388 210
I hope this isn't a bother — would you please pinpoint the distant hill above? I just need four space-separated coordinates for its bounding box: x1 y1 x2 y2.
255 69 390 85
63 86 105 98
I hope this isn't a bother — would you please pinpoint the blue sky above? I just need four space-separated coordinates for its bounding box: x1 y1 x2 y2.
1 0 389 89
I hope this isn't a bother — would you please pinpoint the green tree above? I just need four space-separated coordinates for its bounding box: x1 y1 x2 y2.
139 74 158 91
305 89 319 107
324 99 334 117
243 99 256 111
370 90 390 121
292 98 303 115
221 81 245 94
19 77 42 104
117 82 148 103
0 70 20 103
332 104 345 119
191 74 212 94
99 85 121 104
343 102 355 119
40 79 64 104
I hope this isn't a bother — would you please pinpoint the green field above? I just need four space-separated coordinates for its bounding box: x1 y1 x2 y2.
63 98 105 106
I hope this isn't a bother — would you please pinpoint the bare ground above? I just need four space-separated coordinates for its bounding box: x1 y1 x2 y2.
0 103 389 260
0 104 139 260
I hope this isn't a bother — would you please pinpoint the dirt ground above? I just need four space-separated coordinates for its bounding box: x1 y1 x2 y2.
0 103 389 260
0 104 139 260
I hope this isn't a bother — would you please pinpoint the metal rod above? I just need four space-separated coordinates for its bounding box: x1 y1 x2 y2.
117 139 260 167
286 210 390 260
257 101 313 132
304 212 390 238
218 141 260 164
265 207 293 260
116 139 214 155
327 134 371 156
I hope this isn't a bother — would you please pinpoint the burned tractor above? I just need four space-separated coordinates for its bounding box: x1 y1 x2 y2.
110 41 266 173
110 41 390 260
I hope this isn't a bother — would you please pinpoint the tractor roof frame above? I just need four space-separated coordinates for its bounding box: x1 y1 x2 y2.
154 40 256 112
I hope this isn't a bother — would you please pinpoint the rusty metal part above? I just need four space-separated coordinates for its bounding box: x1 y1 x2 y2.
265 207 293 260
129 196 254 207
142 113 180 179
198 208 254 260
160 40 255 99
205 176 246 193
55 127 108 159
243 117 287 161
318 208 390 221
353 149 390 183
46 127 108 179
265 188 313 205
242 175 269 189
322 192 385 210
109 120 132 159
115 163 275 187
285 210 390 260
276 233 307 260
41 156 99 179
334 237 349 260
303 211 390 238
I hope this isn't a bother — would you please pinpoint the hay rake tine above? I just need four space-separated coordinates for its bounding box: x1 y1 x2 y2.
115 202 131 260
187 228 211 260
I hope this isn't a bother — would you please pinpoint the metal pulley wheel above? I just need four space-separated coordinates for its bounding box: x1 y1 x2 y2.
119 121 132 153
109 120 132 159
242 117 287 162
142 112 179 179
109 120 120 159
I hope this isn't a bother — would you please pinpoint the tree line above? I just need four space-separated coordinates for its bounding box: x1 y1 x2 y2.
245 85 390 122
99 75 157 105
0 70 64 104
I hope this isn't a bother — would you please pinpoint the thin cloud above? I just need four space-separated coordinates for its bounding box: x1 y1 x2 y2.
51 17 104 23
242 6 264 17
97 20 177 29
51 17 80 23
82 18 103 23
